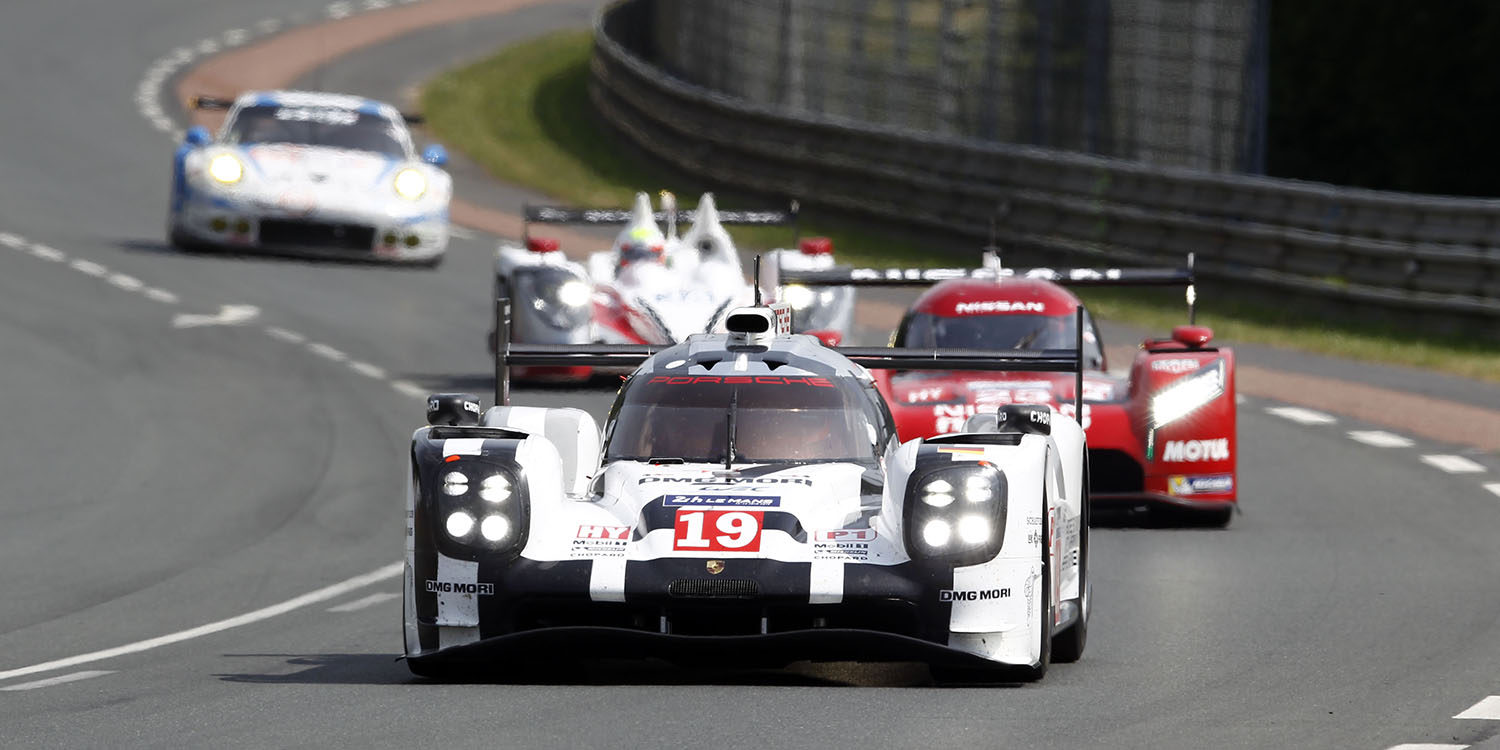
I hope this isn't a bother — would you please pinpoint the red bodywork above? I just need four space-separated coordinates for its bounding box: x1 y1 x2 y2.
875 278 1237 515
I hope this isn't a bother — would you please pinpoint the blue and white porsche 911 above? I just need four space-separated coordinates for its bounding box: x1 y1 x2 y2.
168 90 452 265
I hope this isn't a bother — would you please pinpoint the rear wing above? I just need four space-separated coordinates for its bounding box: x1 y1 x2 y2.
523 204 799 226
186 94 425 123
778 253 1199 322
493 296 1086 426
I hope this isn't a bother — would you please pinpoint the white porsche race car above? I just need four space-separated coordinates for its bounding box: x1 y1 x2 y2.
168 90 452 265
405 300 1091 683
491 192 855 380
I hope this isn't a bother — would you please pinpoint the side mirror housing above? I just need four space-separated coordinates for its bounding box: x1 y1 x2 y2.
426 393 481 426
422 144 448 167
1171 325 1214 348
184 126 212 147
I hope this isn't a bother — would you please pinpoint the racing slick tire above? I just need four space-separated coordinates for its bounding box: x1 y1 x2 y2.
931 513 1053 685
1052 465 1089 663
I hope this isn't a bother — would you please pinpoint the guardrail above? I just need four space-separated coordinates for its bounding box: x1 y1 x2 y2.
590 0 1500 322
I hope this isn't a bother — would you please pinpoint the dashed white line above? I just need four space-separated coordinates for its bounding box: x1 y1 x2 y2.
363 0 392 9
1455 695 1500 719
1265 406 1336 425
1421 454 1487 474
326 592 399 612
222 28 249 47
390 380 428 399
1386 744 1469 750
108 274 144 292
264 326 307 344
348 361 387 379
0 563 400 683
1347 430 1414 448
0 670 116 692
69 259 108 277
29 244 66 262
1485 483 1500 498
196 39 220 55
144 288 180 304
0 232 24 248
327 1 354 18
255 18 282 34
306 342 348 362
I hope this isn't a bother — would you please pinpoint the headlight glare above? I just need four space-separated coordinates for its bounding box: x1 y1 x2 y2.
479 515 510 542
208 154 244 184
958 515 991 544
480 473 511 503
394 168 427 200
783 284 815 310
445 511 475 539
556 280 592 308
905 463 1007 563
922 519 952 547
442 471 469 496
1150 359 1225 427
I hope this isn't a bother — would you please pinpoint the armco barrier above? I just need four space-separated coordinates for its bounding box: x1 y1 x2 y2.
590 0 1500 322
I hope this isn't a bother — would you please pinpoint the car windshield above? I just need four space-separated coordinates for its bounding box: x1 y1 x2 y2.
225 104 407 157
604 374 879 464
897 311 1104 367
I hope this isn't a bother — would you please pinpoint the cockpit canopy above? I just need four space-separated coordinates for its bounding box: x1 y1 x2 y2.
603 373 886 464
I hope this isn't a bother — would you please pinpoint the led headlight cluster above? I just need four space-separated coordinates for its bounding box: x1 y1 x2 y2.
1150 359 1225 428
394 168 427 201
433 464 527 555
515 268 592 331
207 153 244 185
905 463 1007 565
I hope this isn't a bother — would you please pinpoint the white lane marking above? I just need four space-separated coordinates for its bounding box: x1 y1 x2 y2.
264 326 307 344
108 274 144 292
363 0 391 8
327 1 354 18
1420 454 1486 474
0 670 115 692
172 304 260 329
1347 430 1414 448
0 232 24 248
144 288 179 304
1456 695 1500 719
1485 483 1500 498
196 39 220 55
69 259 108 277
1385 744 1469 749
1234 393 1246 405
307 342 347 362
1265 406 1336 425
348 361 387 379
0 563 401 683
447 225 478 241
390 380 428 399
326 592 399 613
29 244 66 262
255 18 282 34
222 28 249 47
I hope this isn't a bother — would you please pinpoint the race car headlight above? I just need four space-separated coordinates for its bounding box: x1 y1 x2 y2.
782 284 815 310
514 269 592 331
782 285 847 332
905 463 1007 565
1150 359 1225 428
430 461 528 558
207 153 244 185
394 168 427 200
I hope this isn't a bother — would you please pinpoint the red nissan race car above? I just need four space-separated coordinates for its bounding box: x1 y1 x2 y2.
779 256 1237 526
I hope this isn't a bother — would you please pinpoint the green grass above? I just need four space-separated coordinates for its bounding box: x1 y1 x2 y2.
422 31 1500 383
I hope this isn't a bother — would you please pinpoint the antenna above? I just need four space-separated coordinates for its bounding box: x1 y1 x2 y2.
661 191 677 241
753 254 762 306
1186 252 1198 325
789 199 801 248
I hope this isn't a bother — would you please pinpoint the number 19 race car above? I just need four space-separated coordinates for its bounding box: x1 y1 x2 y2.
168 90 452 264
491 191 854 380
404 299 1090 683
778 253 1237 526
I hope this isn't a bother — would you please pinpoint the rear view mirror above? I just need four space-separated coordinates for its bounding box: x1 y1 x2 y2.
422 144 448 167
184 126 212 147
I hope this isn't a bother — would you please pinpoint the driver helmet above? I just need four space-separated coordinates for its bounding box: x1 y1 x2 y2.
616 226 665 267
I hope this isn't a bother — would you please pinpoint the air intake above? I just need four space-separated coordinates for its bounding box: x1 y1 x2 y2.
667 578 759 599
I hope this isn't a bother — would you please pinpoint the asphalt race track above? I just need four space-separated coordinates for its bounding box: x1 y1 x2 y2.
2 2 1500 748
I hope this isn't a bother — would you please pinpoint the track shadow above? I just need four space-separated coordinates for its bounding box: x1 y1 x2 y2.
1091 505 1237 530
115 238 438 270
215 654 941 687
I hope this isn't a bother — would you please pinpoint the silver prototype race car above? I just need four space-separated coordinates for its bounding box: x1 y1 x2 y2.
404 296 1091 683
168 90 451 264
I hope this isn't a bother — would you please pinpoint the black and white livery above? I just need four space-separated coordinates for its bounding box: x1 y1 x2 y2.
405 300 1090 682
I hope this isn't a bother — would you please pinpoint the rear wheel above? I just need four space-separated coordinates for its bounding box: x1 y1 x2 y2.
1053 463 1089 663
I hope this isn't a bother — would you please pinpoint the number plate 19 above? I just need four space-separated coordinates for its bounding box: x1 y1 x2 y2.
673 510 764 552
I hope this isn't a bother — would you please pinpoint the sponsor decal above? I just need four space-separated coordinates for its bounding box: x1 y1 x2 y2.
1168 474 1235 496
662 494 781 508
812 528 876 561
1160 438 1231 462
1081 380 1115 402
274 106 358 126
939 588 1011 602
646 375 833 387
937 446 986 457
640 476 812 487
1151 358 1201 374
905 387 947 403
571 524 630 558
673 510 763 552
424 580 494 595
953 300 1046 314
